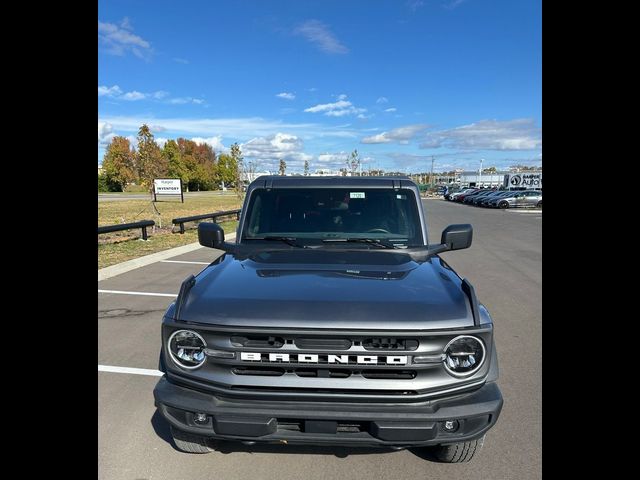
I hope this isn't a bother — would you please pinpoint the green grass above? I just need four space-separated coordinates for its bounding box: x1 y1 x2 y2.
98 194 243 268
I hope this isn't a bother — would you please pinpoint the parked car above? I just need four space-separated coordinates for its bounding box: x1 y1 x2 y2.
462 189 496 204
478 191 514 207
153 175 503 462
446 188 474 201
453 188 481 202
495 190 542 209
465 189 498 205
471 190 507 206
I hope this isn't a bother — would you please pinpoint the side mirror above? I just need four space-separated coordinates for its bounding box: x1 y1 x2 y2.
198 222 225 249
441 224 473 251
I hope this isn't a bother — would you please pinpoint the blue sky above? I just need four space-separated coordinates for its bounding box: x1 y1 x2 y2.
98 0 541 174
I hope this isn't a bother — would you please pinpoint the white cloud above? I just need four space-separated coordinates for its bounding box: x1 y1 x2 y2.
304 95 366 117
98 19 152 59
384 107 397 113
169 97 205 105
361 124 429 144
276 92 296 100
419 119 541 151
98 122 115 146
376 97 389 104
122 90 146 101
98 115 359 141
407 0 425 11
156 137 169 148
242 133 312 171
173 57 189 64
444 0 467 9
98 85 174 102
293 20 349 54
98 85 122 97
191 136 227 152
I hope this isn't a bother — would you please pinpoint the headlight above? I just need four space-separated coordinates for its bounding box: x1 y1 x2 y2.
168 330 207 369
443 335 485 377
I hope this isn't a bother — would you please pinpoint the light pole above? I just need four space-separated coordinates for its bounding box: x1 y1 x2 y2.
479 159 484 187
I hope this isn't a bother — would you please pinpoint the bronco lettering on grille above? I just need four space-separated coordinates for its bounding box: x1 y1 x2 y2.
240 352 408 365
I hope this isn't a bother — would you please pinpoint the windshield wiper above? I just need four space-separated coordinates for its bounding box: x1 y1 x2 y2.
247 236 308 248
322 238 399 249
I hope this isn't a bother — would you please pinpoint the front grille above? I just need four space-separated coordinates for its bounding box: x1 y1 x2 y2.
363 338 419 351
294 338 351 350
361 370 417 379
230 335 284 348
295 369 352 378
232 366 284 376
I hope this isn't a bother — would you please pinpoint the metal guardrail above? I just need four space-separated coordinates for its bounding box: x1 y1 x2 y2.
172 209 241 234
97 220 155 241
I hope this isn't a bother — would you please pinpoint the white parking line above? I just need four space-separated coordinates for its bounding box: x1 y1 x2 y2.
98 289 176 297
98 365 163 376
160 260 210 265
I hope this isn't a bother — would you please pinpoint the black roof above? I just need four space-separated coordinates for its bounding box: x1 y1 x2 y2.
250 175 416 189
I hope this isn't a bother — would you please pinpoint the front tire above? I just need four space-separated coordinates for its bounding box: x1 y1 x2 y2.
170 426 214 454
498 201 509 209
430 435 485 463
536 201 542 208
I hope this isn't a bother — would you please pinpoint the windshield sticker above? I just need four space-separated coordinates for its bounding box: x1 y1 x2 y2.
396 194 406 199
350 192 365 199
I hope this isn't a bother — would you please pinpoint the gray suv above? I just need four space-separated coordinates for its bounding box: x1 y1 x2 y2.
154 176 503 463
496 190 542 209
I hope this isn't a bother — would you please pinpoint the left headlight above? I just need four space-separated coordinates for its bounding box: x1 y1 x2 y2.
167 330 207 369
443 335 486 377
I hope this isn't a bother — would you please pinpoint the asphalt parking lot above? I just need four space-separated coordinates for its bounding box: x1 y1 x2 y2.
98 199 541 480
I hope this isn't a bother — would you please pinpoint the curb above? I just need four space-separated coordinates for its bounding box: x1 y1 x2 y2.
98 233 236 282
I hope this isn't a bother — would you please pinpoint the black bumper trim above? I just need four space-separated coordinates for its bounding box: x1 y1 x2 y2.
154 377 503 447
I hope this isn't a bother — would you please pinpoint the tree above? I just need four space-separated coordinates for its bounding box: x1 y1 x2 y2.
136 124 167 191
278 159 287 176
102 136 136 191
484 166 497 173
230 143 244 197
346 149 361 175
163 140 190 186
304 159 309 176
217 153 237 188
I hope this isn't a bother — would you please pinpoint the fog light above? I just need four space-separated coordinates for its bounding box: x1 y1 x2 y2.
194 413 208 424
443 420 459 432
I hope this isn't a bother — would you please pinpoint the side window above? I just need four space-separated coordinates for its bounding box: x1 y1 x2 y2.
246 195 263 235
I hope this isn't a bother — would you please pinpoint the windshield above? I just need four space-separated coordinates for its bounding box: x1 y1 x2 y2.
241 187 423 247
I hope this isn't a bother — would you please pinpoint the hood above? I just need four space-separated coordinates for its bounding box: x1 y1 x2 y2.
176 249 474 330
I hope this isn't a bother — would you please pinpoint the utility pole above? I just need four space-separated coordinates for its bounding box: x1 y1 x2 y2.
430 156 435 186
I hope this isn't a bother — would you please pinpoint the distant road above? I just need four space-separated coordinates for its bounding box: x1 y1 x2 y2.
98 191 236 202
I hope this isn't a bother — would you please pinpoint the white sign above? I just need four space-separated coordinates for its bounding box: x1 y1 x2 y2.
504 173 542 189
154 178 182 195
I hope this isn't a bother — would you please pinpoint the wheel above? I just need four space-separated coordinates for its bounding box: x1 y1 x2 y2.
367 228 390 233
536 201 542 208
498 201 509 209
430 435 485 463
170 426 214 454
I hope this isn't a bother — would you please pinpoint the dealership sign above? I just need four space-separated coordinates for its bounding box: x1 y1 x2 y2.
504 173 542 189
153 178 184 202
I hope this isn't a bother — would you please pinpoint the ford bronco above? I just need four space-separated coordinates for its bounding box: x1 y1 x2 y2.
153 176 503 462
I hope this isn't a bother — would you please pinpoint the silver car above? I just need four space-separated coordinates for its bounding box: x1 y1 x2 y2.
496 190 542 209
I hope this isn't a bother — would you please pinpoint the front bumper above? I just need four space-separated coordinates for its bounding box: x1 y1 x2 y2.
154 377 503 447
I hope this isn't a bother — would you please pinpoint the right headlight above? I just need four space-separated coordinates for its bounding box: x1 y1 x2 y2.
167 330 207 370
443 335 486 377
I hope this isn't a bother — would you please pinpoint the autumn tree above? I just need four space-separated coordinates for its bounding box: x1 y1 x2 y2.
278 159 287 176
136 124 167 191
230 143 244 197
102 136 136 191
